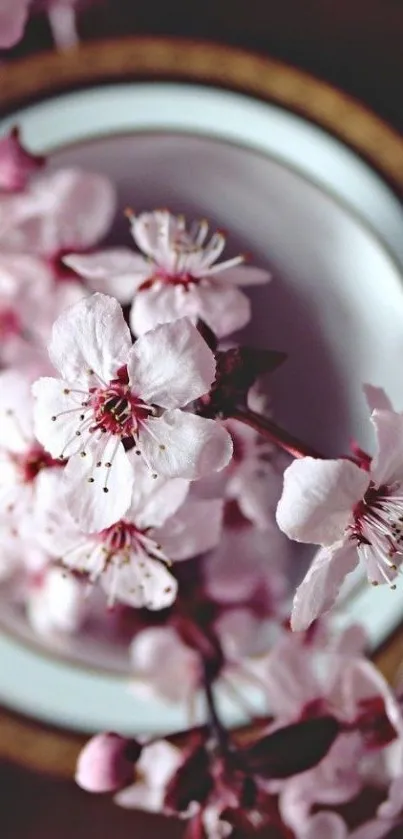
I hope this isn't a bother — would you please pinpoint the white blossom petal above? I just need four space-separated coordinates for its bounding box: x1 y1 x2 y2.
291 540 358 631
15 169 116 254
276 457 369 546
184 281 251 338
128 317 216 408
0 370 34 451
63 439 134 532
363 384 393 413
48 293 132 383
302 813 348 839
371 409 403 486
129 283 189 336
63 249 149 303
213 264 270 286
101 553 177 610
125 456 189 529
32 376 85 459
139 410 233 480
156 498 223 561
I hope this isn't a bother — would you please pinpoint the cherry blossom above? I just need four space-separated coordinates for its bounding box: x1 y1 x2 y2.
33 294 232 531
258 631 403 836
276 408 403 630
0 370 62 519
0 168 116 259
36 463 223 609
129 608 274 706
0 251 85 371
64 209 270 339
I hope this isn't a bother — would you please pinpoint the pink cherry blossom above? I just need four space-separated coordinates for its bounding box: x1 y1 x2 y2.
259 631 403 836
64 209 270 339
0 251 86 370
76 732 141 793
0 128 44 193
129 626 202 704
36 464 223 609
276 409 403 630
0 168 116 258
26 564 88 637
129 608 273 706
0 0 30 47
33 294 232 532
0 370 63 521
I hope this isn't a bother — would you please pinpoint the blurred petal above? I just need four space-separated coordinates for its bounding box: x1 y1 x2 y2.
156 498 223 560
64 248 149 303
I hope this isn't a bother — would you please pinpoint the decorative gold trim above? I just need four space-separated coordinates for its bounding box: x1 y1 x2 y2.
1 34 403 776
2 36 403 192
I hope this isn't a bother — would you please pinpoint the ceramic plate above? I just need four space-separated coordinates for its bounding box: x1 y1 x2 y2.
1 39 403 753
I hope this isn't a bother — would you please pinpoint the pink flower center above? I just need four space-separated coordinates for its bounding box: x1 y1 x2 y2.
14 445 63 483
350 481 403 584
89 380 152 438
140 269 198 292
0 306 21 338
98 520 168 567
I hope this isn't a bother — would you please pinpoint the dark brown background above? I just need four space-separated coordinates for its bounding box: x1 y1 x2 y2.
2 1 403 836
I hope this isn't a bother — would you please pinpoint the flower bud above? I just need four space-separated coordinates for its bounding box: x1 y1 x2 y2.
76 732 142 793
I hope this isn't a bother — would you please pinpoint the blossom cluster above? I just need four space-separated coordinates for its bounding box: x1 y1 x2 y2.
77 624 403 839
2 125 403 839
1 127 290 647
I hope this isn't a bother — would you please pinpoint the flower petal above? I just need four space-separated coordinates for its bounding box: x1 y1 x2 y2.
115 740 182 811
363 384 393 413
276 457 369 546
129 626 200 703
63 440 134 532
63 249 149 303
24 169 116 253
371 409 403 486
302 813 348 839
155 498 223 561
139 410 233 480
125 456 189 528
128 317 216 408
102 554 177 610
130 284 188 336
48 293 132 383
0 370 34 451
213 264 271 286
32 376 85 459
291 541 358 631
185 282 251 338
0 0 29 48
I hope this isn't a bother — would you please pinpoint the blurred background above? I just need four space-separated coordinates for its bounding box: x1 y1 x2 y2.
2 1 403 837
5 0 403 132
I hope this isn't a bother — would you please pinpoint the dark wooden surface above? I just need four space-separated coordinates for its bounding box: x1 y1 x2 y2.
2 2 403 836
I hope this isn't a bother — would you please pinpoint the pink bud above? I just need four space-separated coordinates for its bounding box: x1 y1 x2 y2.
0 127 45 193
75 732 142 793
